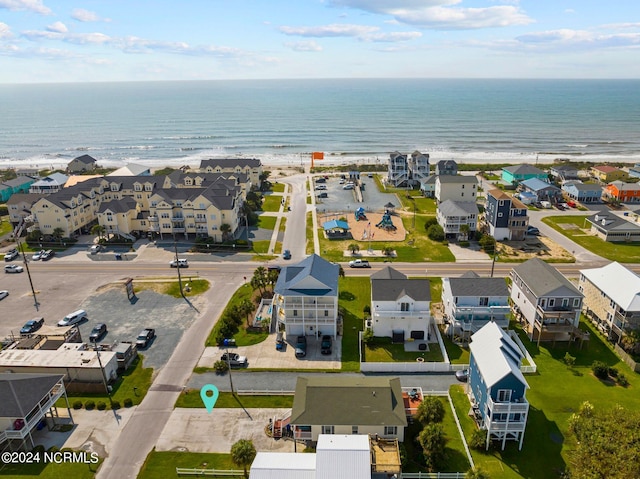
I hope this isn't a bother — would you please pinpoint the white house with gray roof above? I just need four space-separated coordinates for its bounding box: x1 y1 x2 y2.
585 211 640 242
370 267 431 342
273 254 339 338
510 258 583 344
436 200 478 239
579 262 640 343
435 175 478 203
442 271 511 340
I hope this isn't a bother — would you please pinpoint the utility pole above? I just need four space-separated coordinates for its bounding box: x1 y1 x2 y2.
94 343 112 403
19 241 39 311
174 241 185 298
226 348 235 395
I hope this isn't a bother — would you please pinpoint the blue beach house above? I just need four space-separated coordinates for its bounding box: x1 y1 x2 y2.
468 322 529 451
562 181 602 203
501 164 547 185
0 177 35 202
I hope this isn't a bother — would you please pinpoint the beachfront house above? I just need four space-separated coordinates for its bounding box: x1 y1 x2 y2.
468 322 530 451
199 158 263 189
629 163 640 179
510 258 583 345
107 163 152 177
0 177 35 202
435 175 477 203
579 262 640 343
67 154 97 173
603 181 640 203
435 160 458 176
519 178 561 202
387 151 409 187
408 151 430 185
585 211 640 242
561 181 603 203
369 266 431 342
273 254 339 338
6 193 40 229
484 189 528 241
289 376 408 442
590 165 628 183
501 164 547 185
436 200 478 240
550 164 579 183
442 271 511 340
28 173 68 195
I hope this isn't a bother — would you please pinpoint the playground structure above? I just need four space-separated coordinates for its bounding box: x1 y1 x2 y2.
355 207 367 221
376 210 397 231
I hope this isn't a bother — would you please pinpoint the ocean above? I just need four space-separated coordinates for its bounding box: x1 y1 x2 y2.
1 79 639 170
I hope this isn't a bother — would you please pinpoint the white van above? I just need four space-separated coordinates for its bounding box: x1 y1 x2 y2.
57 309 88 327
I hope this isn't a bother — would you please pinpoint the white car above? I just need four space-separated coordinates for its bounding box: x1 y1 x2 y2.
342 183 355 190
0 290 9 301
57 309 88 327
170 259 189 268
4 264 24 274
32 250 46 260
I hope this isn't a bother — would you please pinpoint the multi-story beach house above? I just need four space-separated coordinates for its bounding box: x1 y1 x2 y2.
590 165 628 183
435 175 477 203
198 158 263 189
273 254 339 338
519 178 561 202
501 164 547 185
603 181 640 203
387 151 409 187
579 262 640 343
442 271 511 340
369 266 431 342
28 173 68 195
549 164 579 183
419 175 437 198
67 154 97 173
6 193 41 230
436 200 478 240
408 151 430 185
561 181 603 203
435 160 457 176
467 322 530 451
484 189 528 241
510 258 583 345
585 211 640 242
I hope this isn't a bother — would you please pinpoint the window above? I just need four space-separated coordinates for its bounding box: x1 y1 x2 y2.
574 298 581 308
352 426 358 435
322 425 334 435
549 299 555 307
540 299 547 308
562 298 569 308
497 389 512 402
461 192 464 197
134 184 142 191
324 310 329 317
293 310 298 317
400 302 410 312
384 426 397 436
479 297 488 306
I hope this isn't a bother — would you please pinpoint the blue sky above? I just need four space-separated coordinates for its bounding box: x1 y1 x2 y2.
1 0 639 83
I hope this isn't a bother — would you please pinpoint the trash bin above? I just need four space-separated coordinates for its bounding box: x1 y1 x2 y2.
115 253 122 260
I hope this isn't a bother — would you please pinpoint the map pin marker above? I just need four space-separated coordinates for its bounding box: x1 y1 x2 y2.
200 384 220 413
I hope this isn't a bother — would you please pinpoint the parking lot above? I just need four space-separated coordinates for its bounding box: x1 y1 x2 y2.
314 175 399 214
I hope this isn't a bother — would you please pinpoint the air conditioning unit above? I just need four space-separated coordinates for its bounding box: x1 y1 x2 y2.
366 320 372 328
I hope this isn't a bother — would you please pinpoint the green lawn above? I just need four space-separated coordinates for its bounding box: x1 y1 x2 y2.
55 356 153 409
338 277 370 371
279 218 286 233
205 284 269 347
450 318 640 479
428 277 443 315
250 240 270 254
0 456 102 478
261 195 282 213
440 331 471 364
271 183 285 193
175 391 293 408
542 215 640 262
364 337 443 362
397 194 438 214
256 214 276 230
0 215 13 236
138 451 237 479
306 212 314 255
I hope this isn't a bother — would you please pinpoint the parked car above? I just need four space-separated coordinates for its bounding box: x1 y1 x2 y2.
349 259 370 268
20 317 44 336
4 264 24 274
455 369 469 382
342 183 355 190
315 177 326 183
267 265 282 273
526 226 540 236
4 249 19 262
315 185 327 190
89 323 108 342
339 178 346 184
0 290 8 301
321 335 332 355
57 309 87 327
136 328 156 348
32 250 46 260
220 352 248 367
90 244 102 254
276 331 285 351
170 258 189 268
282 249 292 260
295 335 307 358
317 192 328 199
41 250 55 261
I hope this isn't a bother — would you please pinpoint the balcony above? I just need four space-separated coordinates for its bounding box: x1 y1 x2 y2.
488 396 529 414
373 310 430 319
172 227 186 233
171 216 185 222
148 215 158 222
195 217 207 223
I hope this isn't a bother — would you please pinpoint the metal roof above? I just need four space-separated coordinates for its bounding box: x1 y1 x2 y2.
580 262 640 312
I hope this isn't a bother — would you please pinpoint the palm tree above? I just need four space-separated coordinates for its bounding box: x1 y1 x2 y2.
266 269 280 289
348 243 360 255
220 223 232 242
91 224 106 240
459 224 470 241
230 439 256 478
238 299 256 328
252 266 267 294
52 227 65 245
338 265 345 278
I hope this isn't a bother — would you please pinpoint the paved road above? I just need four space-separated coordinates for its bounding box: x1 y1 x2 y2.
280 174 307 261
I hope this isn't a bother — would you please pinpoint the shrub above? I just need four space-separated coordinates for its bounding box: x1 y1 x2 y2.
362 329 374 344
458 241 470 248
427 224 445 242
97 401 107 411
469 429 488 450
424 217 438 230
123 398 133 408
84 400 95 410
607 367 618 378
591 361 609 379
416 396 446 424
73 400 83 410
214 360 229 374
111 400 121 410
363 305 371 315
563 352 576 368
617 373 629 387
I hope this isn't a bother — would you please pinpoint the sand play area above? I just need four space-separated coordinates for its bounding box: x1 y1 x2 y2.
337 212 407 242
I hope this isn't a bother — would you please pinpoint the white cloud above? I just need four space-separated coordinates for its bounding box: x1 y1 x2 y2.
515 28 640 49
71 8 100 22
0 21 13 38
284 40 323 52
279 23 378 37
22 29 111 45
329 0 533 30
363 31 422 42
0 0 51 15
46 21 67 33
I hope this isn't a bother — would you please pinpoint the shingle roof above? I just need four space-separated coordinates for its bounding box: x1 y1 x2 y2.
371 266 406 280
438 200 478 217
502 164 545 176
521 178 559 192
512 258 582 297
587 211 640 233
290 376 407 427
2 177 34 188
563 181 602 192
199 158 262 169
447 275 509 297
0 373 64 417
436 175 477 184
371 275 431 302
274 254 339 297
72 154 97 165
98 197 138 214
